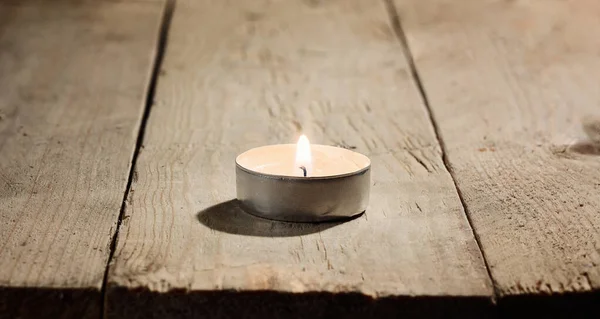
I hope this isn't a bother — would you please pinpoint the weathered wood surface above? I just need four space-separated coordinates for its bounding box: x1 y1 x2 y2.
106 0 493 317
0 1 165 318
396 0 600 303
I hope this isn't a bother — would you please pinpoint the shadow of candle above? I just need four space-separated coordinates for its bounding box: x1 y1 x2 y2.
567 141 600 156
567 119 600 156
196 199 361 237
553 119 600 157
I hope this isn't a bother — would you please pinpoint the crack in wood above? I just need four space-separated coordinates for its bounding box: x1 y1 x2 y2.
99 1 176 318
382 0 498 303
407 149 432 173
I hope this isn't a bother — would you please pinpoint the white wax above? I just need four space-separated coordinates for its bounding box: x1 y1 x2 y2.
236 144 370 178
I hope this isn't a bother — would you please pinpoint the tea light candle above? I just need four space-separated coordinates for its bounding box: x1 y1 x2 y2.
236 135 371 222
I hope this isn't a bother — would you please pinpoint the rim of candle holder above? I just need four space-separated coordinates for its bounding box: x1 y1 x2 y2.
235 162 371 181
235 144 371 180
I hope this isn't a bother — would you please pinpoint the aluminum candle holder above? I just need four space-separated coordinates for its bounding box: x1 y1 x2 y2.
235 140 371 223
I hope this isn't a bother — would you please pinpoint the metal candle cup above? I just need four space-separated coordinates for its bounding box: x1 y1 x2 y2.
235 143 371 222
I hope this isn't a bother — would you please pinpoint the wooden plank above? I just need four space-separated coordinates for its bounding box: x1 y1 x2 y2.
396 0 600 308
0 1 165 318
106 0 494 317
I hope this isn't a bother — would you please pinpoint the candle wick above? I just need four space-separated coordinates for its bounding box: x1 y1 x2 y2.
299 166 307 177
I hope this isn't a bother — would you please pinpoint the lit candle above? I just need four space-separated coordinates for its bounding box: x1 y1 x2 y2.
295 135 312 177
236 135 371 222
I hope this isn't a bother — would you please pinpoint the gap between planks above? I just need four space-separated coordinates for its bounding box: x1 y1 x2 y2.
382 0 498 303
100 0 176 318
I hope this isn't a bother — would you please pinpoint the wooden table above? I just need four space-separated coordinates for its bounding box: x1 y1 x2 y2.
1 0 599 318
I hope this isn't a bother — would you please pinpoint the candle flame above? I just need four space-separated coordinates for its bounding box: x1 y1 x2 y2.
295 135 312 177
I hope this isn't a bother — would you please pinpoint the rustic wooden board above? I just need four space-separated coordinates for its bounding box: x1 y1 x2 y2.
396 0 600 304
0 1 165 318
106 0 493 317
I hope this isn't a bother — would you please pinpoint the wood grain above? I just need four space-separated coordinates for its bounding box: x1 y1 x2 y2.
107 0 493 317
396 0 600 298
0 1 164 318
